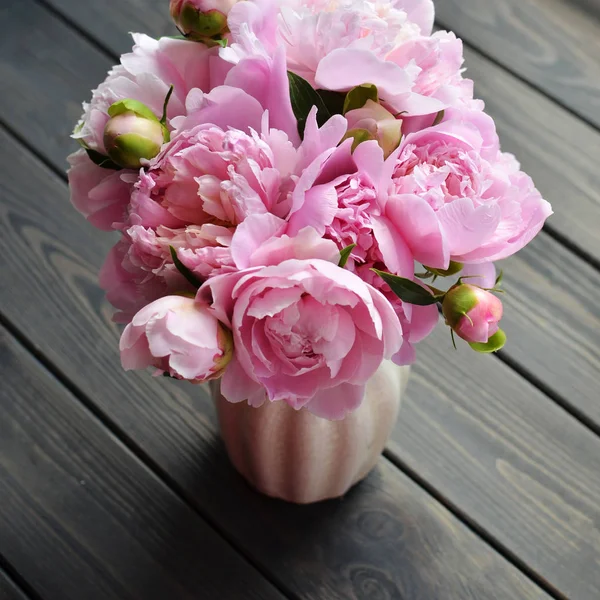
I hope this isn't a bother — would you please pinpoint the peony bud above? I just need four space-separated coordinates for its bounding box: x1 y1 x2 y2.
442 283 505 352
170 0 239 40
103 99 168 169
344 100 403 158
120 296 233 382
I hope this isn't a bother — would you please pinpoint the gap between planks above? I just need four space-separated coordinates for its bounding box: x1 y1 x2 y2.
0 310 562 600
0 555 41 600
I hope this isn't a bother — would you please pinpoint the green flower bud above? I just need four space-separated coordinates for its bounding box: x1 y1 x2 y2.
170 0 238 41
442 283 504 349
103 108 167 169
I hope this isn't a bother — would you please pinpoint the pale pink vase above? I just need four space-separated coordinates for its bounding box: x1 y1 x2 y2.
212 362 410 504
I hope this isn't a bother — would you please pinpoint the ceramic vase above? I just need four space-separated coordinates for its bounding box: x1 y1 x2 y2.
212 361 410 504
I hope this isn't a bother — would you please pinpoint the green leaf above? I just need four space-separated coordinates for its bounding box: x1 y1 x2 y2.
432 110 445 126
316 89 346 116
343 84 378 114
423 261 464 278
495 269 504 287
108 98 159 122
169 246 203 289
288 71 331 138
85 148 122 170
372 269 440 306
338 244 357 268
469 329 507 353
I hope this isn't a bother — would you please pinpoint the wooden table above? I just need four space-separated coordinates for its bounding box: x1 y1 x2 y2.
1 1 599 598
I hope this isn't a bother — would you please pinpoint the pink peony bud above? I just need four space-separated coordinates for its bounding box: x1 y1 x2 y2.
344 100 403 158
170 0 239 40
120 295 233 382
103 97 170 169
442 283 505 351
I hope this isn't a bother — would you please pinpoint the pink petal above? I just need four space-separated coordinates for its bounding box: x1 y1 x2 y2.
220 352 263 403
437 197 502 256
231 213 287 269
306 382 366 421
386 194 449 268
315 48 414 96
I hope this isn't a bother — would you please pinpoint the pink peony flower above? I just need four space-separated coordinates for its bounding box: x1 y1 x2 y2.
200 258 403 419
287 128 436 364
234 0 468 117
67 150 136 231
442 283 503 345
384 107 553 267
69 32 227 230
74 33 222 153
120 295 233 381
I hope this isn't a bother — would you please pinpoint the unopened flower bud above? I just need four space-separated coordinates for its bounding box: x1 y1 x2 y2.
170 0 238 40
442 283 505 351
103 100 168 169
120 296 234 383
344 100 403 158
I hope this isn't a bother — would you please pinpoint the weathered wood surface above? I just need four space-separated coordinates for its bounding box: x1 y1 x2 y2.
41 0 600 263
0 1 599 599
0 571 29 600
397 324 600 600
0 329 286 600
0 122 551 600
435 0 600 129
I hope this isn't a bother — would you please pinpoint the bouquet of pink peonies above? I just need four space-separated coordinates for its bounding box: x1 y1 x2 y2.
69 0 552 421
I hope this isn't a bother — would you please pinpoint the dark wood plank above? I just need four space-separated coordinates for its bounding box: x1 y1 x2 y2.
1 2 600 596
461 44 600 265
34 0 600 266
0 2 112 169
43 0 172 56
396 325 600 600
435 0 600 129
500 235 600 424
0 327 285 600
0 571 29 600
0 125 551 600
3 0 598 430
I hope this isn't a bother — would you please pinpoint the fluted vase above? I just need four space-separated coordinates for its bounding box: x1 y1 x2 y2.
212 362 410 504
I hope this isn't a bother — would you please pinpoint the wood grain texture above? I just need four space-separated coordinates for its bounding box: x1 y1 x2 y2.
397 325 600 600
2 0 594 596
435 0 600 128
0 571 29 600
461 44 600 264
0 2 112 169
0 2 598 598
0 327 285 600
33 0 600 264
3 0 598 430
0 119 550 600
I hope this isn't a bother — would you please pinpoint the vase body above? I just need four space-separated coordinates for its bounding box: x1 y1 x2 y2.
212 361 410 504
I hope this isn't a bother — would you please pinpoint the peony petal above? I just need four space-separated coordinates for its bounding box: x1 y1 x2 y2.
386 194 449 269
460 262 497 289
306 381 366 420
231 213 287 269
315 48 413 97
220 352 263 403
